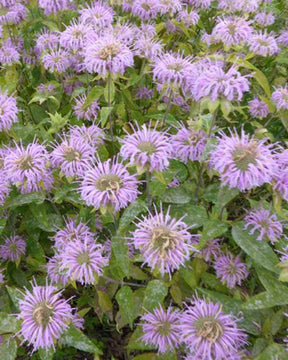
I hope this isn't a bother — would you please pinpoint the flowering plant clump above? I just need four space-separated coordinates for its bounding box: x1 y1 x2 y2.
0 0 287 359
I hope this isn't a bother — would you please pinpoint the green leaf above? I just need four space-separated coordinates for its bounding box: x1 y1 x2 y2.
0 218 6 235
109 236 130 280
255 344 286 360
6 286 23 311
232 223 280 274
127 326 154 351
0 312 21 334
5 192 45 208
0 338 17 360
118 199 147 232
116 286 135 328
38 347 55 360
133 352 177 360
162 187 191 204
169 204 208 228
61 325 102 354
214 186 239 211
199 220 228 248
142 280 168 311
83 86 104 108
104 78 115 103
100 107 112 127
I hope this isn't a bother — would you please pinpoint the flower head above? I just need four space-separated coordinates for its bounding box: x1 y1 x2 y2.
83 33 134 76
79 1 114 29
0 90 18 131
244 208 283 243
278 30 288 47
157 0 182 14
141 306 181 353
42 49 70 73
69 124 104 150
4 141 53 193
272 85 288 111
177 9 200 27
186 0 211 9
120 123 172 172
171 124 207 163
0 173 10 205
210 129 277 191
60 20 92 51
35 30 59 53
60 238 108 285
0 234 26 262
130 206 194 277
17 281 73 351
248 97 269 118
131 0 160 20
0 39 20 65
79 157 139 211
50 135 94 177
212 17 252 46
73 94 100 121
200 238 222 262
135 87 153 100
214 252 248 289
273 149 288 201
46 253 69 285
248 31 279 57
38 0 69 15
254 12 275 26
181 296 247 359
134 37 162 62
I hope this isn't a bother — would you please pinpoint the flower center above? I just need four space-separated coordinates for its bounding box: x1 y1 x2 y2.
232 142 258 171
16 154 34 170
64 146 82 162
98 44 120 60
95 174 122 193
156 320 171 336
167 62 183 72
150 226 179 258
185 131 201 145
228 261 238 275
33 301 55 328
141 3 152 11
196 317 223 342
138 141 156 155
77 251 91 265
8 243 18 253
227 22 237 36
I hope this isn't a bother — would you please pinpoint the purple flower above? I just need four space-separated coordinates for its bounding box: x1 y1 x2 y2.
50 135 94 177
42 49 70 73
181 296 247 359
52 219 94 250
46 253 69 285
69 124 104 150
0 39 20 64
0 90 18 131
217 0 260 13
131 0 160 20
273 149 288 201
35 30 59 53
120 123 172 172
278 30 288 47
0 3 27 24
248 97 269 118
244 208 283 243
0 234 26 262
0 173 10 205
134 37 162 62
130 206 194 277
214 252 248 289
254 12 275 26
177 9 200 26
79 1 114 29
17 281 73 351
201 238 222 262
212 17 252 46
191 64 250 102
4 141 53 194
72 311 84 330
83 33 134 76
0 269 4 283
141 306 181 353
186 0 211 9
37 83 55 94
271 85 288 111
135 87 153 100
157 0 182 14
60 238 108 285
153 52 193 95
60 20 92 51
248 31 279 57
73 94 100 121
79 157 139 211
38 0 69 15
136 23 157 39
210 129 277 191
171 124 208 163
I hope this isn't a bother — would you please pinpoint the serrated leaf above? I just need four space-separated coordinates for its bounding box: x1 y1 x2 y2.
109 236 130 280
61 325 102 354
255 343 286 360
100 107 112 127
5 192 45 208
199 220 228 248
83 86 104 108
142 280 168 312
0 312 21 334
169 204 208 228
118 199 147 232
232 224 279 274
162 187 191 204
0 338 17 360
116 286 135 328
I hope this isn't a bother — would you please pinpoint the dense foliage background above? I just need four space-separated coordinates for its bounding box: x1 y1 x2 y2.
0 0 288 359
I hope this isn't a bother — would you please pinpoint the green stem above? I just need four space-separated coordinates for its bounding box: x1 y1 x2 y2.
161 89 173 130
113 213 118 233
107 72 114 142
146 171 152 211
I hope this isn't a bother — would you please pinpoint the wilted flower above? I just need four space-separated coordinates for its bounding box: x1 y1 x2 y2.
4 141 53 193
0 234 26 262
42 49 70 73
17 281 73 351
248 97 269 118
271 85 288 111
69 124 104 150
130 206 194 277
191 64 250 102
79 157 139 211
0 90 18 131
120 122 172 172
244 208 283 243
212 17 252 46
181 296 247 359
79 1 114 29
46 253 69 285
171 124 207 163
38 0 69 15
210 129 277 191
83 33 134 76
60 238 108 285
214 252 248 289
141 306 181 353
248 31 279 57
254 12 275 26
50 135 94 177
